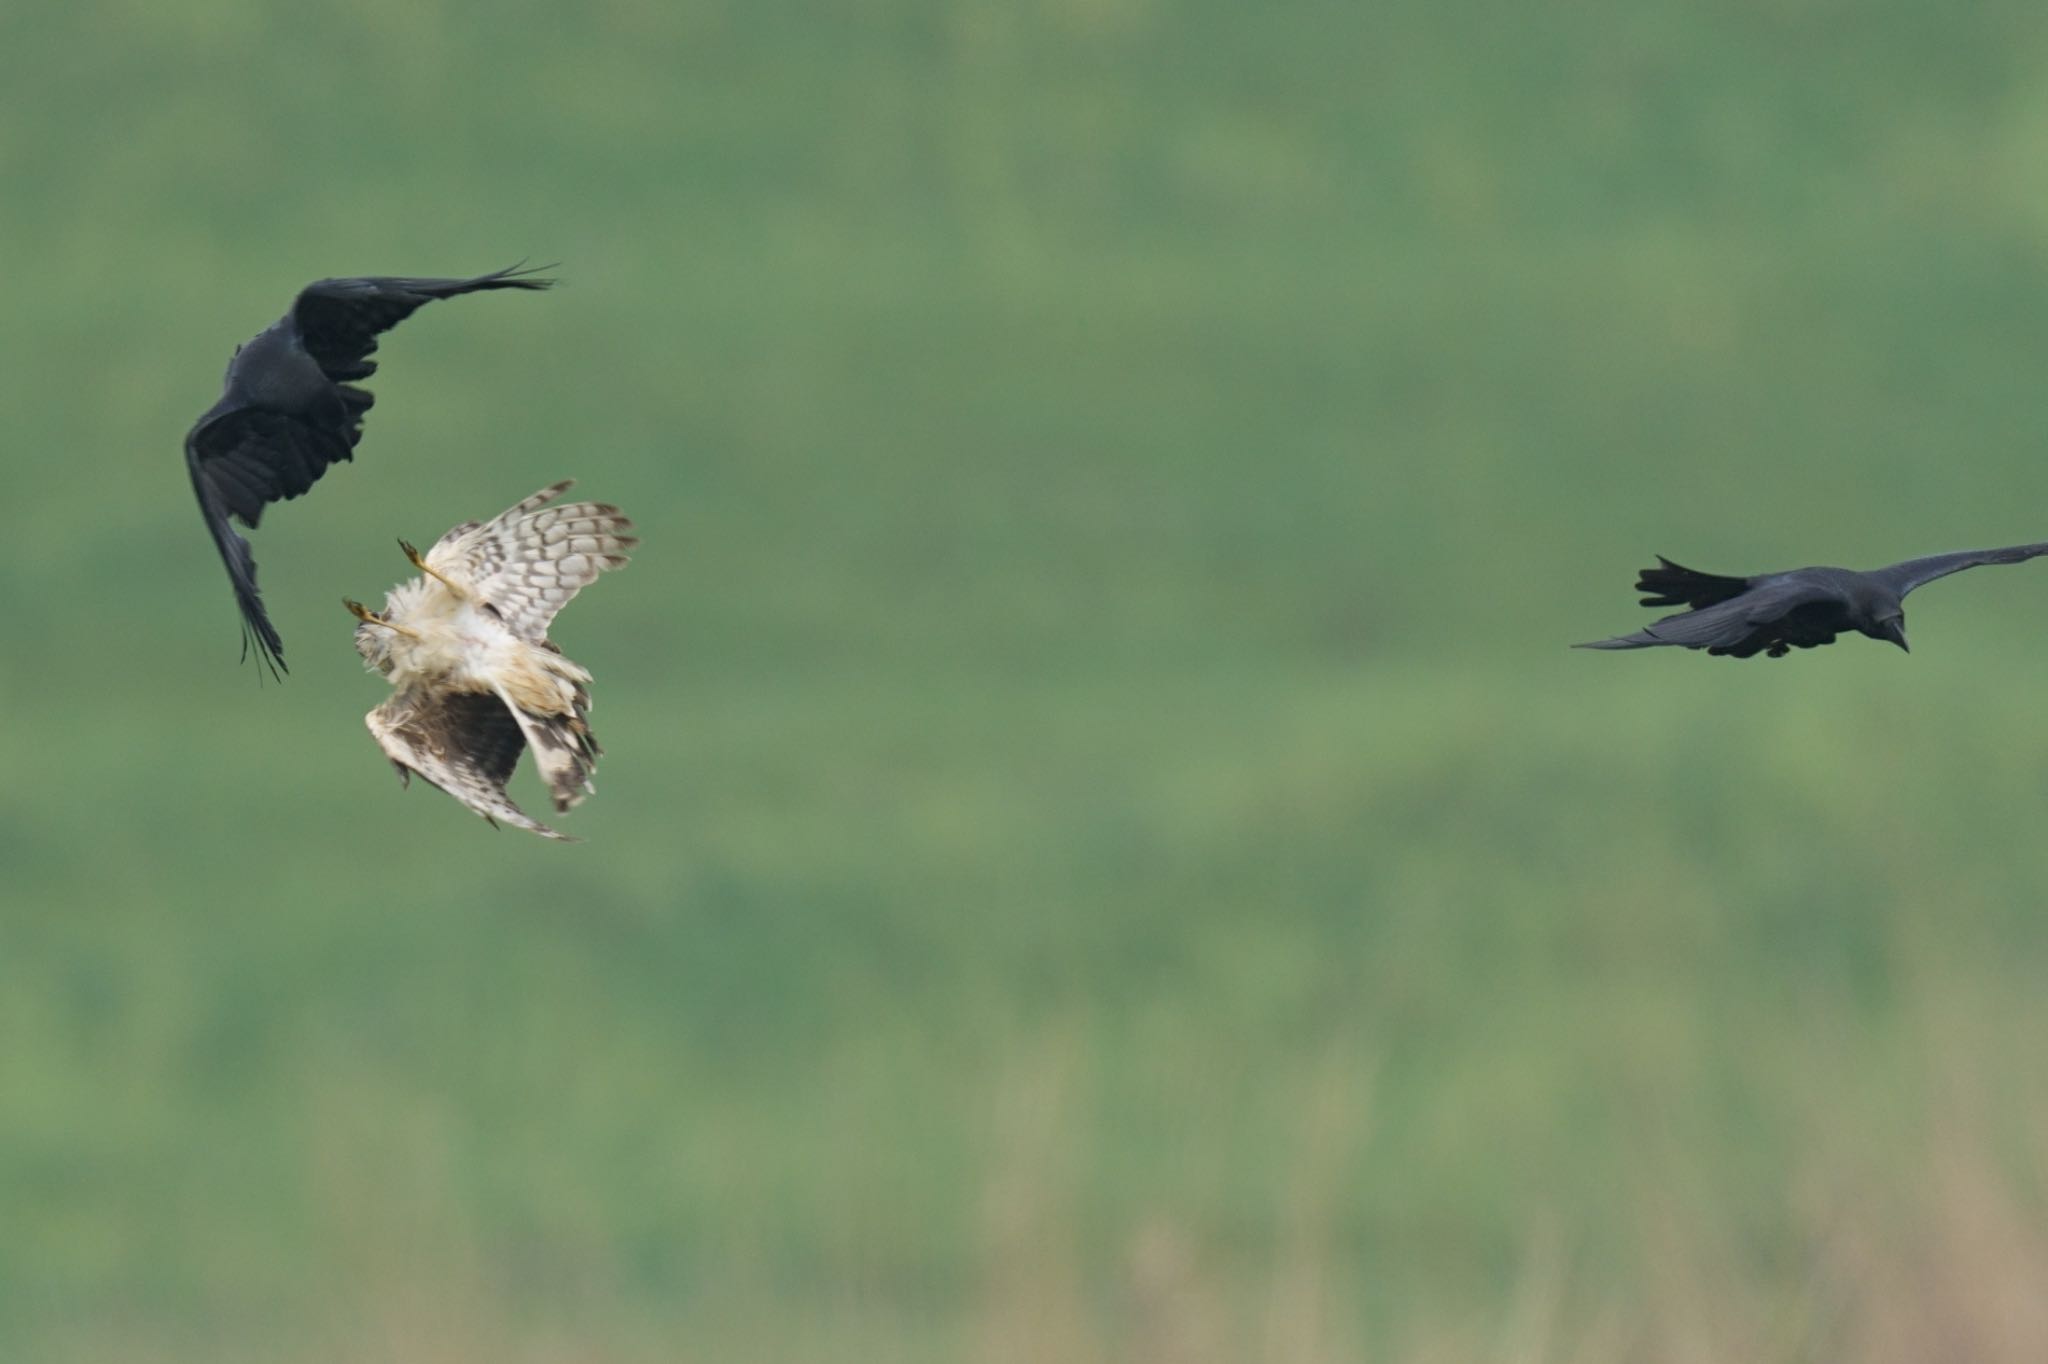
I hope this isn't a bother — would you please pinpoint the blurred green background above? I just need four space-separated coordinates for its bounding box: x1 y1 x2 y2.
8 1 2048 1360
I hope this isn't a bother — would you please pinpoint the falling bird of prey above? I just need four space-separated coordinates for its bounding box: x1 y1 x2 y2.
1575 542 2048 658
185 264 554 677
347 481 636 841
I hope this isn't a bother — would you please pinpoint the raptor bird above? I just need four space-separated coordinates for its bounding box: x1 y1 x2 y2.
1576 543 2048 658
185 264 554 677
347 481 636 840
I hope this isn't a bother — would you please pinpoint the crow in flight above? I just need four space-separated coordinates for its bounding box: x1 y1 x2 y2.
1576 543 2048 658
185 264 554 677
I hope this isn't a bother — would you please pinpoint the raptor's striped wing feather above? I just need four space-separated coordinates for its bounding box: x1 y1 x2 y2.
427 480 637 641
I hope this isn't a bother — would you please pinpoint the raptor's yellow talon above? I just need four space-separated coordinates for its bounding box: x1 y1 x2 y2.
345 597 417 637
399 538 463 593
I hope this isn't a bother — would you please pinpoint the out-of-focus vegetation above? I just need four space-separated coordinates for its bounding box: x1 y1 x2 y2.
8 2 2048 1359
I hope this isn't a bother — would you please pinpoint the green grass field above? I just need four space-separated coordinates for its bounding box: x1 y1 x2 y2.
8 2 2048 1359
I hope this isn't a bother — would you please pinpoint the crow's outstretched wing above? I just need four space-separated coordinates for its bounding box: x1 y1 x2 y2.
365 687 571 840
185 445 284 677
1575 577 1845 653
183 407 356 677
291 263 554 382
1866 542 2048 599
186 406 354 527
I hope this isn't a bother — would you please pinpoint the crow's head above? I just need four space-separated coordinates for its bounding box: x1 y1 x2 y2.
1866 613 1909 653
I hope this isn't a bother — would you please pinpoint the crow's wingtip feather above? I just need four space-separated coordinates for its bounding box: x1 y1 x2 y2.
488 260 559 289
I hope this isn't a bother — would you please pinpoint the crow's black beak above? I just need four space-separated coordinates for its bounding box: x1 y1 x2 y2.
1881 619 1909 653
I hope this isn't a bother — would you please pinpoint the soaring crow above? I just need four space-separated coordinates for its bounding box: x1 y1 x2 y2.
185 264 554 677
1576 543 2048 658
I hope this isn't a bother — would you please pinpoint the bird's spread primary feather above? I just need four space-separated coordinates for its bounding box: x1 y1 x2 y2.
352 481 635 839
186 263 554 677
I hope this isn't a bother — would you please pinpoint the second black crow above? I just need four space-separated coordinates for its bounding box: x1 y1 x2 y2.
1576 543 2048 658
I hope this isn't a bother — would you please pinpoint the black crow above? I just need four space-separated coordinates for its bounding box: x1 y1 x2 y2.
185 264 554 677
1576 544 2048 658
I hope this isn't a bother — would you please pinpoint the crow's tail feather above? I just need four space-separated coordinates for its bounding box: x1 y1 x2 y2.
1634 556 1749 609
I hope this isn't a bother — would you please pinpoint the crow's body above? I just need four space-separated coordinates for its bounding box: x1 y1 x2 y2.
1577 544 2048 658
185 264 554 676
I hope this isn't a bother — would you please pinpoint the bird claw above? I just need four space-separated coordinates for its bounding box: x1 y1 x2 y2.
399 538 463 594
345 597 415 636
